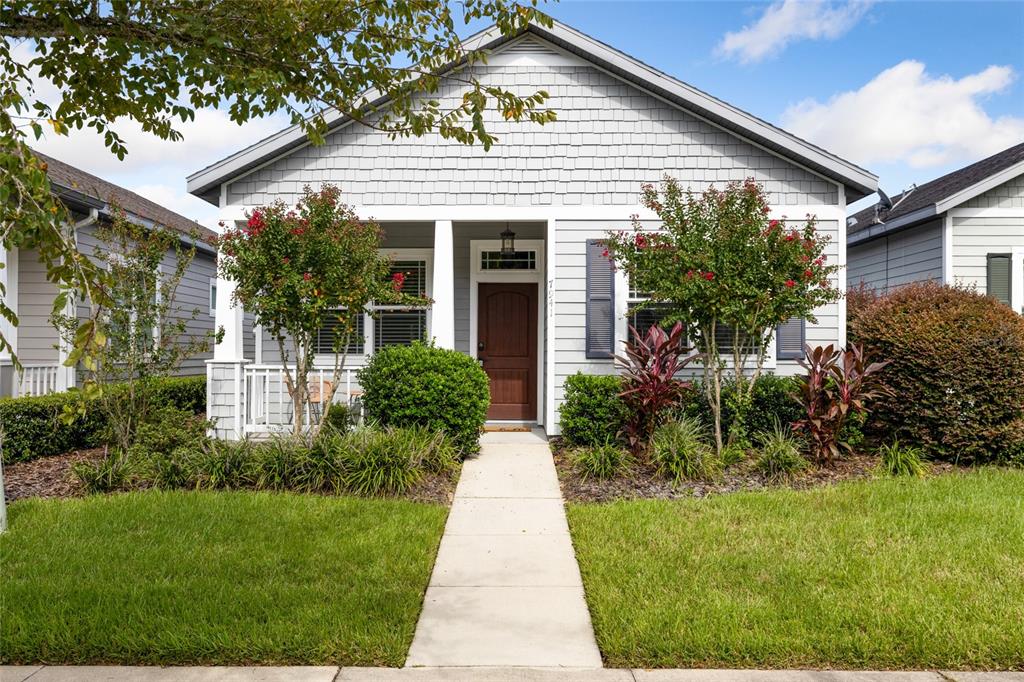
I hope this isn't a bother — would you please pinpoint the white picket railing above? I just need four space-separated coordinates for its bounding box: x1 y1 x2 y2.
18 364 61 397
243 365 360 434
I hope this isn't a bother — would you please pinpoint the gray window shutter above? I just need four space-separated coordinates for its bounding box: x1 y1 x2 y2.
987 254 1011 305
586 240 615 358
776 316 805 360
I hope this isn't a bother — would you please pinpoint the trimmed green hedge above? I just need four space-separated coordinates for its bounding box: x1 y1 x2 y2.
558 373 628 447
0 376 206 464
358 342 490 454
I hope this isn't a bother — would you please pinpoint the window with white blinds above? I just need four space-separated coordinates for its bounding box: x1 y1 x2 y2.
626 280 676 344
373 259 429 351
312 255 430 356
987 254 1011 306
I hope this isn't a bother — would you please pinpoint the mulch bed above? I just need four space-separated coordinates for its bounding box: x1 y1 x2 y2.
3 448 458 505
552 439 958 503
3 448 106 503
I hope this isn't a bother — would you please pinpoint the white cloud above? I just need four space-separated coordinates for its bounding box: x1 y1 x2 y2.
8 39 288 219
718 0 874 64
781 60 1024 169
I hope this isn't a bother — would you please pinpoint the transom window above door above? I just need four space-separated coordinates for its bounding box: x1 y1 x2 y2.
481 250 537 270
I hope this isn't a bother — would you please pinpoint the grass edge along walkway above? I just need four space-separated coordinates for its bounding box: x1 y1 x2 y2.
567 468 1024 671
1 490 448 666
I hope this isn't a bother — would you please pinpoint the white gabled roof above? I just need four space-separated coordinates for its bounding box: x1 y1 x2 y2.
187 19 878 204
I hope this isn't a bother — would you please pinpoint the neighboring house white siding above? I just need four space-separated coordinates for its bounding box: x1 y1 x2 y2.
847 219 944 291
16 247 60 366
226 42 837 210
951 216 1024 294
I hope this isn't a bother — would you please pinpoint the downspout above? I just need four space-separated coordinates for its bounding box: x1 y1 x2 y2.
60 209 99 391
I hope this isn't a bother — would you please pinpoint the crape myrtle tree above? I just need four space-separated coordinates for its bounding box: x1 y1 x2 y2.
218 185 428 438
1 0 555 368
604 177 841 454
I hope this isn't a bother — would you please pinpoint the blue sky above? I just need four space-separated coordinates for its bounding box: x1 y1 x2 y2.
27 0 1024 223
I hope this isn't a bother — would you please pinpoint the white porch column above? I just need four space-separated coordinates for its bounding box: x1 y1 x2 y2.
545 219 557 432
0 246 17 397
214 266 245 362
208 254 248 440
431 220 455 349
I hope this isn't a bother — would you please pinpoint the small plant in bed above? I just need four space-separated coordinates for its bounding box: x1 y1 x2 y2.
756 421 808 482
877 440 926 477
573 442 632 481
650 416 720 484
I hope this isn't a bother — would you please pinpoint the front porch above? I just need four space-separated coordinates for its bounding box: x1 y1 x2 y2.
207 219 554 439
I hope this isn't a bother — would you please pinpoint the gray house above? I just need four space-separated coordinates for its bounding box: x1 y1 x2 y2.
187 19 878 438
848 143 1024 311
0 152 220 398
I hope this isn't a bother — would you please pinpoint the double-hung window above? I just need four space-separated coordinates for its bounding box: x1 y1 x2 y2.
313 252 431 357
626 279 677 344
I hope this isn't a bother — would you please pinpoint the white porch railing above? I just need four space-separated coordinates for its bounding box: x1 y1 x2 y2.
18 364 61 397
243 365 360 434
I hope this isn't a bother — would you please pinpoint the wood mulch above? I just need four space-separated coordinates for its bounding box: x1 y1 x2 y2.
3 448 106 503
552 438 958 504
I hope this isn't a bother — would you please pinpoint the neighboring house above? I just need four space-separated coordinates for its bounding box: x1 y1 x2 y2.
848 143 1024 311
0 152 223 398
187 19 877 439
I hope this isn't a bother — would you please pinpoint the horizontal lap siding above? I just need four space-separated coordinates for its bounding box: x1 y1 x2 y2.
551 219 842 407
952 216 1024 293
226 49 836 209
15 247 59 365
76 224 218 377
847 219 943 291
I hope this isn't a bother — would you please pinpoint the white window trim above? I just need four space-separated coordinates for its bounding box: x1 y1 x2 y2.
312 248 434 362
1013 246 1024 315
209 277 218 317
469 239 546 425
107 253 161 349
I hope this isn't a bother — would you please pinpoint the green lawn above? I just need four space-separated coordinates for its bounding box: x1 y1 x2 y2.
0 490 447 666
568 469 1024 670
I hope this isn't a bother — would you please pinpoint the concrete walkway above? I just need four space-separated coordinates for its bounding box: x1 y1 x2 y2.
4 667 1021 681
405 429 603 668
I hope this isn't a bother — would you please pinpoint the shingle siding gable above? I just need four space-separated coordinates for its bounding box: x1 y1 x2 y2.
960 174 1024 209
227 57 838 208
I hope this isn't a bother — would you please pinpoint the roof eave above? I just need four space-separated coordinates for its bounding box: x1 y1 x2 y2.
847 205 938 246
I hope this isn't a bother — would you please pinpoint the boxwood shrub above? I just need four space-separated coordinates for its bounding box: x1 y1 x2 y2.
0 375 206 464
849 281 1024 462
358 342 490 454
558 372 628 446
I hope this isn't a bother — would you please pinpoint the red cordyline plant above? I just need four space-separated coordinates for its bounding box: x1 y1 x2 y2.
218 185 429 437
616 321 697 454
604 176 841 456
793 343 890 466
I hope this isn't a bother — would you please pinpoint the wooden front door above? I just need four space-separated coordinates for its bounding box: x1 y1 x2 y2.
478 283 538 420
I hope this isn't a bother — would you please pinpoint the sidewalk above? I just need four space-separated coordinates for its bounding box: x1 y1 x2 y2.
405 429 602 668
4 666 1021 681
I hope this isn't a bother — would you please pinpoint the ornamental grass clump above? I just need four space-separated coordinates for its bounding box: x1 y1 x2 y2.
573 442 632 481
650 416 719 484
877 440 927 478
756 421 808 482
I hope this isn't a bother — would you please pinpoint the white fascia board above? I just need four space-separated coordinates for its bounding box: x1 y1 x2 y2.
189 20 877 203
935 160 1024 214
